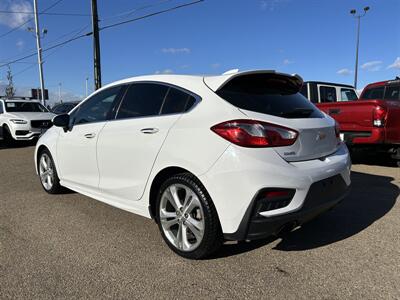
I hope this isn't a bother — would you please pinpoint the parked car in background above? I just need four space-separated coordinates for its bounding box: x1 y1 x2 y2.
35 70 351 259
300 81 358 103
314 78 400 165
52 101 80 115
0 99 55 144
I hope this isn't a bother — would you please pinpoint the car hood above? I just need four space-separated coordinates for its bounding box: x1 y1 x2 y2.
8 112 56 121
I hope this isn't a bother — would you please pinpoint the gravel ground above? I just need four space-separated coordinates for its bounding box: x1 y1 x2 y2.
0 144 399 299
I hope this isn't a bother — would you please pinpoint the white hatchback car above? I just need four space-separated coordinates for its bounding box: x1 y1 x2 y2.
35 70 351 259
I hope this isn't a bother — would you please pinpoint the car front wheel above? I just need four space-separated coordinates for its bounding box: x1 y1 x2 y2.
38 149 63 194
156 173 222 259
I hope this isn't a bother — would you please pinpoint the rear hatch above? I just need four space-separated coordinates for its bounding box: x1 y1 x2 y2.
205 71 339 162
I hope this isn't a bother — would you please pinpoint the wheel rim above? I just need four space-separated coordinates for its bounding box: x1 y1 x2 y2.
159 183 205 252
39 153 54 190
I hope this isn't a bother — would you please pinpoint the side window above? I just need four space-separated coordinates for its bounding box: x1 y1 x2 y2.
116 83 168 119
73 86 122 125
319 86 337 103
161 87 196 115
384 86 400 100
340 88 358 101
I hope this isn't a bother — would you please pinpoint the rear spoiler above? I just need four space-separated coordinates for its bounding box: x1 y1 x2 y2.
203 70 303 92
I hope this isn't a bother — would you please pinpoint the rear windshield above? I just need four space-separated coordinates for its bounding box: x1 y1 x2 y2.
362 86 384 99
216 74 324 118
5 101 48 112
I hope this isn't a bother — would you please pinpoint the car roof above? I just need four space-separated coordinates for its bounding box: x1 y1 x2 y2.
2 99 42 103
99 70 302 95
304 81 355 89
364 79 400 89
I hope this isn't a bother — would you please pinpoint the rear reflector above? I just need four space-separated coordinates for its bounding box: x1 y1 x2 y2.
253 188 296 215
211 119 298 147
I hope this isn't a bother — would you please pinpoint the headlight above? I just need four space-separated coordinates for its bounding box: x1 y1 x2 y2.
10 119 28 124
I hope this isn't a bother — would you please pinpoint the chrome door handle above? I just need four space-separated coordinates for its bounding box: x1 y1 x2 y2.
140 128 159 134
84 133 96 139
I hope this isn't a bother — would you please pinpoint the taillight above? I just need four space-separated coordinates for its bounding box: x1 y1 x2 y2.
373 106 387 127
210 119 298 147
335 121 340 138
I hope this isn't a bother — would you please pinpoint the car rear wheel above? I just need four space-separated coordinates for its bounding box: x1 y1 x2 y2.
38 149 63 194
156 173 222 259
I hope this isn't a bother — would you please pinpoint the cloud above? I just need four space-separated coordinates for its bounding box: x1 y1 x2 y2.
0 0 33 29
16 39 24 50
337 68 352 76
387 57 400 69
211 63 221 69
283 59 294 65
155 69 173 74
161 48 190 54
260 0 289 11
361 60 383 72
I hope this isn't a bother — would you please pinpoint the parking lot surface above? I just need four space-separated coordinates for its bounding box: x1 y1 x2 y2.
1 144 399 299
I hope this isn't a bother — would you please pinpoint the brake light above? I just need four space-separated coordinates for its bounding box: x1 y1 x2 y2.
211 119 298 147
335 121 340 139
373 106 387 127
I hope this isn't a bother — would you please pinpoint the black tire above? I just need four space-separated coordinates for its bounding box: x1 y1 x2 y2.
156 173 223 259
37 149 64 194
3 125 15 146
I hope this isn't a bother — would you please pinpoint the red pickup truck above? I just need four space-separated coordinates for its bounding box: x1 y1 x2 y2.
314 78 400 164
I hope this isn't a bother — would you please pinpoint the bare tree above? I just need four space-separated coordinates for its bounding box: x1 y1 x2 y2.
5 65 16 99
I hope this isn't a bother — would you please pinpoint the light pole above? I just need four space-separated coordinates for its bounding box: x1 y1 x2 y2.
85 77 89 97
28 0 47 106
58 82 62 103
350 6 370 89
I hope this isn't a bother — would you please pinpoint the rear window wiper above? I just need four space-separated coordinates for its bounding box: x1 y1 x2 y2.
280 108 314 118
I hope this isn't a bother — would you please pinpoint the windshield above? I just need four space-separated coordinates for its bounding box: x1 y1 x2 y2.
5 102 48 113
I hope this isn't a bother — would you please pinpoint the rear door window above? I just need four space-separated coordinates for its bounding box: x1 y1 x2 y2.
384 86 400 100
340 88 358 101
160 87 196 115
319 86 337 103
362 86 384 99
216 74 324 118
116 83 168 119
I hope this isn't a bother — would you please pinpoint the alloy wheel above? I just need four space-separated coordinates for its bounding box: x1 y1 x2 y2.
159 183 205 252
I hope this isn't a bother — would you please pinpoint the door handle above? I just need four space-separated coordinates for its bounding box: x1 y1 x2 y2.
84 133 96 139
140 128 159 134
328 108 341 115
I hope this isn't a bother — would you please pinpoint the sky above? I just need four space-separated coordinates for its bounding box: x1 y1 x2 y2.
0 0 399 103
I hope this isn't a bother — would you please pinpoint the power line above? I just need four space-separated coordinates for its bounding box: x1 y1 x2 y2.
0 0 204 69
0 0 64 39
100 0 204 31
0 10 90 17
101 0 175 23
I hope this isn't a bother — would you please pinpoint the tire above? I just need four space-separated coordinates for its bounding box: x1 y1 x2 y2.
37 149 64 194
3 125 15 146
156 173 223 259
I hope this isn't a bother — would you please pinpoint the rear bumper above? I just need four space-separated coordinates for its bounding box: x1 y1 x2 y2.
342 128 385 145
224 174 350 241
200 142 351 236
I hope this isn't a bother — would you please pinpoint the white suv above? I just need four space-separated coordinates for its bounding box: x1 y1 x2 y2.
34 70 351 259
0 99 55 143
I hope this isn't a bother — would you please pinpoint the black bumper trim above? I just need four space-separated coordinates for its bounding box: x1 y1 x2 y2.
224 174 350 241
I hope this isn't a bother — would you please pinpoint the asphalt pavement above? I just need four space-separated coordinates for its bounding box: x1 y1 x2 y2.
1 143 399 299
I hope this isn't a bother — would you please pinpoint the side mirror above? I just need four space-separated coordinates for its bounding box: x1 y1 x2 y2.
52 114 70 131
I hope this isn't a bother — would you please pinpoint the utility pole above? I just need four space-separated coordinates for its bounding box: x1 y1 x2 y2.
350 6 370 89
91 0 102 90
85 77 89 97
32 0 46 106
